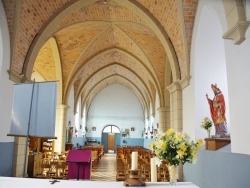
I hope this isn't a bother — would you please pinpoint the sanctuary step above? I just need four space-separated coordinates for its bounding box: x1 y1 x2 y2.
204 137 231 150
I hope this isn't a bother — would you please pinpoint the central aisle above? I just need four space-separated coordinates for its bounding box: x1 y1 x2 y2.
91 153 116 181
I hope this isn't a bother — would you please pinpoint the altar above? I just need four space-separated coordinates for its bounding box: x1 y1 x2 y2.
0 177 200 188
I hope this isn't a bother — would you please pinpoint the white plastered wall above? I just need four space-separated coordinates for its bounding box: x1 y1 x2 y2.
185 0 250 155
87 83 144 138
183 0 229 140
0 1 14 143
224 26 250 155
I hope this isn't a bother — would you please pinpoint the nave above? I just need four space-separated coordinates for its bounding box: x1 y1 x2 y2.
91 153 116 181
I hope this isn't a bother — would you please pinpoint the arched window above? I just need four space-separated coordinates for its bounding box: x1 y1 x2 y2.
103 125 120 133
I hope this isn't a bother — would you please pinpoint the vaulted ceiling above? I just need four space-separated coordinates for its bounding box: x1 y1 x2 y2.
3 0 198 116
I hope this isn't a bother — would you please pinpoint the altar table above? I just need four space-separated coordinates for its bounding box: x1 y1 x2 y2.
0 177 200 188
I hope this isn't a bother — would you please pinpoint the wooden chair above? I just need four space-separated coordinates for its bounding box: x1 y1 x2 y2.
157 163 169 182
47 161 58 178
141 163 151 182
116 160 127 181
40 159 50 178
56 161 68 179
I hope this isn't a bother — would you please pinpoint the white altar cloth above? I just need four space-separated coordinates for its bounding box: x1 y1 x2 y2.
0 177 199 188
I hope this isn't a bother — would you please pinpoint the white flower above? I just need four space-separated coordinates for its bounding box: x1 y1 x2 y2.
154 157 162 167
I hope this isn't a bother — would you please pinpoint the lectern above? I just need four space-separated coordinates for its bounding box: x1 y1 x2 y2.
66 150 92 180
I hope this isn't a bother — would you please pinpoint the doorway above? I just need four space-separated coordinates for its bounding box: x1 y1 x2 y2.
108 133 115 153
102 125 121 153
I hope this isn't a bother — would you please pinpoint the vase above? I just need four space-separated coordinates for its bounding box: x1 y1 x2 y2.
207 129 211 138
167 165 178 186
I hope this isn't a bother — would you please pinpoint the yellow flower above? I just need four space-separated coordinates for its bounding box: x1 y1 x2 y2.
197 139 204 148
177 149 185 157
174 133 182 140
155 149 160 156
179 144 187 152
155 140 167 150
148 142 154 150
166 128 174 136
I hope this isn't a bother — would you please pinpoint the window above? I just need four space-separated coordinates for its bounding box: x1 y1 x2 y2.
103 125 120 133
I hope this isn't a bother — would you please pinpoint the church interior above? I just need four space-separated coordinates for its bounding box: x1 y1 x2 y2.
1 0 250 188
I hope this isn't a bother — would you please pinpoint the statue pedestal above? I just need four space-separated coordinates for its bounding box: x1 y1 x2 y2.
205 138 231 150
65 143 74 151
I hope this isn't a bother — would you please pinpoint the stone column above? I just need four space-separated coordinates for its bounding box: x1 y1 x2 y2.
12 137 28 177
166 77 190 181
166 82 182 132
157 107 170 132
54 104 69 153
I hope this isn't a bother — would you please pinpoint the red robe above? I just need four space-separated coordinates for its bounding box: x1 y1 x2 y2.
208 92 226 125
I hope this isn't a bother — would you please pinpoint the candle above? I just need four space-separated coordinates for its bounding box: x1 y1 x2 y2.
151 158 157 182
131 151 138 170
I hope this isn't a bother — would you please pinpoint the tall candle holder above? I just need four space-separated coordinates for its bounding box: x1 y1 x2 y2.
123 169 146 187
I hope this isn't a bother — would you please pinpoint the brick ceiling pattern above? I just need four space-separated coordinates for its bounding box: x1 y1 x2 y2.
3 0 198 112
34 41 56 81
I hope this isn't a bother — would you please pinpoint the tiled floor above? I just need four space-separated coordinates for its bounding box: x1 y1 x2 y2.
91 153 117 181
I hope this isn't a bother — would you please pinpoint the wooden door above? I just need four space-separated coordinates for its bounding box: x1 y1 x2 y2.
108 134 115 150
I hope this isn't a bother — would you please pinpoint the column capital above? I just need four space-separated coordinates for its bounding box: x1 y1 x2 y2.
222 0 250 44
56 104 70 109
157 107 169 112
166 81 181 93
180 76 191 89
167 76 191 93
8 69 30 83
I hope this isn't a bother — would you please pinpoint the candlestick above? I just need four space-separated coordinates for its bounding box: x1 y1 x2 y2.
131 151 138 170
150 158 157 182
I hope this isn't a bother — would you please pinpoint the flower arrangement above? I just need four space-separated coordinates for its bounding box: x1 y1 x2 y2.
201 117 213 131
149 128 203 167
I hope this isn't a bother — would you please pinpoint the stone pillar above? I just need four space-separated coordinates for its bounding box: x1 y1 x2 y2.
157 107 170 132
166 77 190 181
12 137 28 177
54 104 69 153
166 82 182 132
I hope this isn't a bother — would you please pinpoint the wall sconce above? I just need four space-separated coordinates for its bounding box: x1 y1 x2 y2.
131 127 135 131
92 126 96 131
